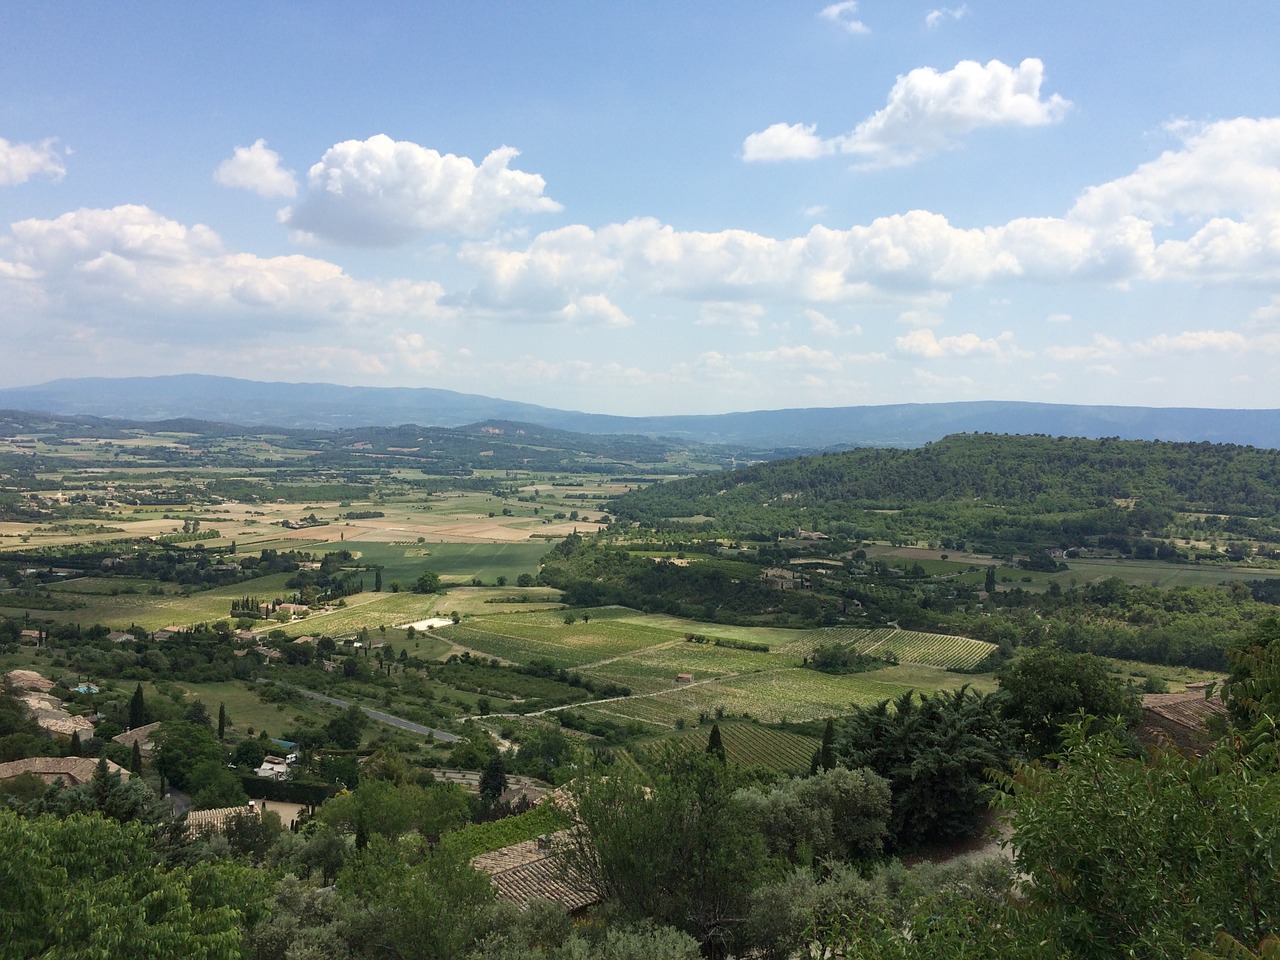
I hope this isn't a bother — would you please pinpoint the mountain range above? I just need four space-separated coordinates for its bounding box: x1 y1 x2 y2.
1 375 1278 450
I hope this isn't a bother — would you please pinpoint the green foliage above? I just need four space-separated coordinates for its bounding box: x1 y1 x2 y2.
996 647 1141 758
0 809 267 959
152 719 228 792
835 687 1014 849
439 801 572 859
995 722 1280 959
566 749 769 955
735 765 891 866
322 780 471 847
413 569 442 594
337 836 496 960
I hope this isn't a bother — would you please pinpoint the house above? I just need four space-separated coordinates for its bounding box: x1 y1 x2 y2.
0 756 130 787
184 801 262 837
105 631 133 644
471 829 600 913
254 756 290 780
112 721 162 759
5 669 55 692
1140 682 1228 754
675 673 694 684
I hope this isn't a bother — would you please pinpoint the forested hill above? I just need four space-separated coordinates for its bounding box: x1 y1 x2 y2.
610 434 1280 531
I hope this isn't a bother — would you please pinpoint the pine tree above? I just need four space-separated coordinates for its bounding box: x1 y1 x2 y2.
129 683 145 729
706 723 726 763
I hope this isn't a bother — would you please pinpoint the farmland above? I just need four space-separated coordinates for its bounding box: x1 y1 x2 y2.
437 610 995 726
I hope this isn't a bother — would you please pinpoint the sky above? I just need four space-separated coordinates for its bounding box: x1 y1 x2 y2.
2 2 1280 416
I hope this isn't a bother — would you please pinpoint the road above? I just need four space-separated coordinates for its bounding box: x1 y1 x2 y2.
273 683 464 743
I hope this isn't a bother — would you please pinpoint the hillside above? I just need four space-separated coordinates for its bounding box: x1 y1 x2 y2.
4 375 1280 448
609 433 1280 553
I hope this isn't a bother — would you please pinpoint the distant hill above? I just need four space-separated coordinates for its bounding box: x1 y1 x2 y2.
2 374 1278 449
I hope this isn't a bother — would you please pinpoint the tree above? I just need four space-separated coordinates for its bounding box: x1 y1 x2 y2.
836 687 1015 849
128 683 145 729
69 730 82 756
567 749 769 957
217 701 227 741
374 568 383 592
735 765 891 867
414 569 442 594
984 565 997 593
185 699 212 728
705 723 726 762
0 808 267 959
152 720 227 792
130 739 142 774
996 647 1141 758
996 721 1280 959
480 751 508 805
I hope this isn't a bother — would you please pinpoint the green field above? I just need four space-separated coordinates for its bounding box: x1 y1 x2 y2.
22 572 298 630
440 608 993 727
311 540 549 586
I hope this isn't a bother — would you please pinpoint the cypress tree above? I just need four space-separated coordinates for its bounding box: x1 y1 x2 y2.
130 739 143 774
819 718 836 771
129 683 145 729
69 731 82 756
706 723 726 763
217 702 227 740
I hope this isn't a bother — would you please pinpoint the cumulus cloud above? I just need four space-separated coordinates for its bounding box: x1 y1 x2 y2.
462 115 1280 328
819 2 869 34
0 205 448 336
214 139 298 198
744 58 1070 167
925 5 968 29
281 135 561 246
0 136 66 185
743 123 833 162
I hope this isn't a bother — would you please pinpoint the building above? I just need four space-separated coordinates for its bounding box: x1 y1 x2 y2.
0 756 130 787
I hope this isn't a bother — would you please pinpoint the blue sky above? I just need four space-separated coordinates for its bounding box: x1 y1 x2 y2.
2 2 1279 415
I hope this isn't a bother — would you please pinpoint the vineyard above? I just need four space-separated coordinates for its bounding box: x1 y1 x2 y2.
657 721 820 772
783 625 996 670
436 607 998 733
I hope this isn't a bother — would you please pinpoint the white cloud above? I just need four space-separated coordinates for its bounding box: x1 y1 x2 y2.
743 123 833 162
744 344 844 371
1046 312 1072 324
744 58 1069 167
806 308 860 336
1133 330 1249 355
560 294 632 327
214 139 298 198
895 328 1013 358
819 2 869 35
281 135 561 246
925 5 968 29
1044 334 1122 361
1 205 449 337
0 136 65 186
